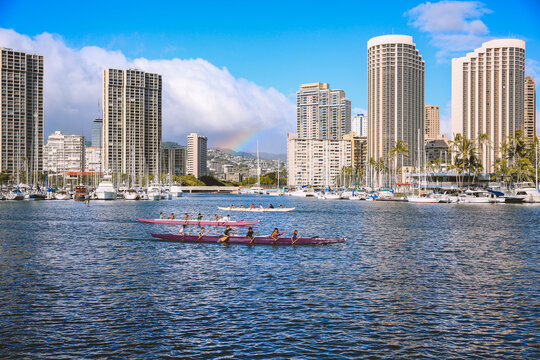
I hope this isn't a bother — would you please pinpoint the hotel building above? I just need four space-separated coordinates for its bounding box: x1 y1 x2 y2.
187 133 207 178
0 47 44 177
524 76 536 146
43 131 85 174
367 35 425 169
451 39 526 172
102 69 162 179
352 114 368 137
296 83 351 140
161 145 186 177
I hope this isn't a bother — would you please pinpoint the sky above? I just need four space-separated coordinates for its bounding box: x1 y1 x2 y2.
0 0 539 153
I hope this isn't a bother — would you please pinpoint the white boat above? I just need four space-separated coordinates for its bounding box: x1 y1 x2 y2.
318 192 341 200
5 191 24 200
124 189 140 200
147 185 161 201
513 182 540 203
289 188 316 197
407 194 439 203
170 185 184 197
54 190 71 200
95 178 117 200
457 189 496 204
218 206 295 212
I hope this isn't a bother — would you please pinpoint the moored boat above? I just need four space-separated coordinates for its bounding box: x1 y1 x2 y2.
217 206 295 212
54 190 71 200
74 186 88 201
150 233 346 246
139 218 260 226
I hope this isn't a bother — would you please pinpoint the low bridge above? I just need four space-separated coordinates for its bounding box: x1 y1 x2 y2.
182 186 238 193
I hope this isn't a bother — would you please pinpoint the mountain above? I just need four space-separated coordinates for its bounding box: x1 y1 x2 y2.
214 148 286 161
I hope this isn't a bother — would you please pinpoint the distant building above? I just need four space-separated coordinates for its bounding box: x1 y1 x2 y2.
0 47 44 177
103 68 162 178
296 82 351 140
92 118 103 148
287 133 351 188
367 35 425 170
161 145 186 176
223 164 234 174
85 147 101 173
424 105 440 140
187 133 208 178
43 131 85 173
225 172 243 182
343 133 367 169
452 39 526 172
351 114 368 137
524 76 536 146
425 138 450 165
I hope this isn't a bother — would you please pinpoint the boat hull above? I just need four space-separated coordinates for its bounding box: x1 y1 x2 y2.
150 233 346 246
139 218 260 226
217 207 295 212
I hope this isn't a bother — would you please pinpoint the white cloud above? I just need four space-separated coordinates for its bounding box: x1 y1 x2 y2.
352 107 367 117
0 28 295 151
405 1 492 61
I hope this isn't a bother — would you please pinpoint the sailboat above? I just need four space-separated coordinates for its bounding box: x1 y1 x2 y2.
249 140 265 194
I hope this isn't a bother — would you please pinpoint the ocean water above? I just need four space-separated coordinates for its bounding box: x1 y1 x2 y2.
0 195 538 359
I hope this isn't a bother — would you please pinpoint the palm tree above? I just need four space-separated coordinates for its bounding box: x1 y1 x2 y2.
388 140 409 188
477 133 490 172
368 157 376 188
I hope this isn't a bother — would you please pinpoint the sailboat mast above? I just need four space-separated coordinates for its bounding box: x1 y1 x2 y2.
257 140 260 187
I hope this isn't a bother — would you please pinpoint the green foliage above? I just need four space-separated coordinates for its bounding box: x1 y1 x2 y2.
180 175 205 186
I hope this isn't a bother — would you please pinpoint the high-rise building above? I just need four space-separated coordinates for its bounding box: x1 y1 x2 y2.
351 114 368 137
85 147 101 173
287 133 351 188
102 69 162 180
296 82 351 140
92 118 103 148
0 47 44 178
451 39 526 172
161 145 186 177
524 76 536 146
43 131 85 173
187 133 207 178
367 35 425 171
424 105 440 140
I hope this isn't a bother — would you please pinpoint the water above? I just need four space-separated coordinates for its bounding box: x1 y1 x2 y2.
0 195 538 359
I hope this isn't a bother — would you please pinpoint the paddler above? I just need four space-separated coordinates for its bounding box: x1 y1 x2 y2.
291 230 299 245
246 227 258 245
214 214 219 221
178 224 187 237
184 213 190 220
219 225 236 243
197 213 203 221
197 227 208 241
159 212 164 219
271 228 280 244
168 213 176 219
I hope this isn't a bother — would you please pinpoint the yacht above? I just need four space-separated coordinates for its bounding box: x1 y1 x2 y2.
457 189 496 204
289 188 316 197
147 185 162 201
54 190 71 200
513 182 540 203
95 177 117 200
170 184 184 197
407 194 439 203
124 189 140 200
318 192 341 200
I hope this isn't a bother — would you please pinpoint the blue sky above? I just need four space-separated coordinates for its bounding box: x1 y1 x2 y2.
1 0 539 152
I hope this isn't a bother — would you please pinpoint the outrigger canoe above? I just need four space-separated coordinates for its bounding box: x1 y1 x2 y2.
217 207 295 212
150 233 346 246
138 218 259 226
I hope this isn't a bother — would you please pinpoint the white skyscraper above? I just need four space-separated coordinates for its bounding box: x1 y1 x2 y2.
103 68 162 179
0 47 44 178
187 133 208 178
451 39 526 172
296 82 351 140
43 131 85 174
367 35 425 169
351 114 368 137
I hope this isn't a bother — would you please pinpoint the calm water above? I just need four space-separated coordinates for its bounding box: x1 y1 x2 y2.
0 195 538 359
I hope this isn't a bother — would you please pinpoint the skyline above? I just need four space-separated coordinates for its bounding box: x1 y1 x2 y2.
1 0 539 152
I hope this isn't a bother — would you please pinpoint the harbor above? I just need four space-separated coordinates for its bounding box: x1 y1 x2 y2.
0 193 538 358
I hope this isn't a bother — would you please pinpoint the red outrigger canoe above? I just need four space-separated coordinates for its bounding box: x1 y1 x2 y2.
138 218 260 227
150 233 346 246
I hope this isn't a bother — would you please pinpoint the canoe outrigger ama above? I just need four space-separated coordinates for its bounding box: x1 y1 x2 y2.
150 233 346 246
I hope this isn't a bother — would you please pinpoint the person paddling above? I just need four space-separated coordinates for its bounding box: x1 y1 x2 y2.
271 228 280 244
291 230 299 245
246 227 258 245
197 213 203 221
214 214 220 221
184 213 191 220
219 225 236 243
197 227 208 241
168 213 176 219
159 212 164 219
178 224 187 238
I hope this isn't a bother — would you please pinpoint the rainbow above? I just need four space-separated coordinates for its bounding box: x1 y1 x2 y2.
215 128 266 152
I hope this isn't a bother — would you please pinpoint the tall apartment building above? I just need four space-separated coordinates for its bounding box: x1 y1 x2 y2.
0 47 44 177
103 69 162 179
43 131 85 173
85 147 101 173
187 133 207 178
524 76 536 146
287 133 351 188
296 83 351 140
161 145 186 177
351 114 368 137
367 35 425 169
451 39 526 172
424 105 440 140
92 118 103 148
